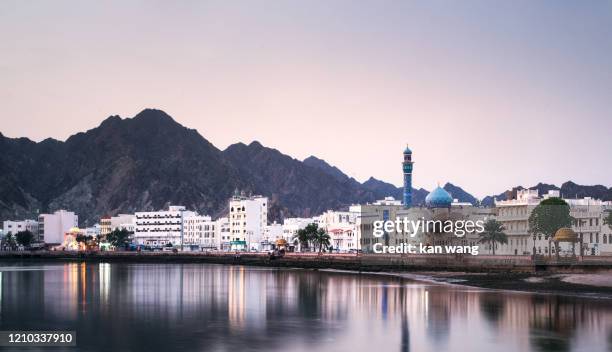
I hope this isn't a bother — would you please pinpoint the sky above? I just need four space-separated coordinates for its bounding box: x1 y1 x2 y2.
1 0 611 198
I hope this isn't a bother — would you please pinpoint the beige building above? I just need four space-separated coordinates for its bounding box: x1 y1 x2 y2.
495 189 612 256
355 190 493 254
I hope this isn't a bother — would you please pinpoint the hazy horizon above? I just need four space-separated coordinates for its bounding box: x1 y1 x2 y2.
2 1 611 197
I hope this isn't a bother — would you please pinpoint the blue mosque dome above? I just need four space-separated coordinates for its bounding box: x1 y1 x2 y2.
425 186 453 208
403 146 412 154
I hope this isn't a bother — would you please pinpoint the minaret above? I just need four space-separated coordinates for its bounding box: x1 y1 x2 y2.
402 145 413 208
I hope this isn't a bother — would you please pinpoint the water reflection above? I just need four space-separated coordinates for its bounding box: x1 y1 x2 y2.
0 262 610 352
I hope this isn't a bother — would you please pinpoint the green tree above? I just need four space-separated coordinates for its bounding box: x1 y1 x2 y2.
106 229 132 250
75 234 95 249
478 219 508 255
15 230 35 248
3 233 17 250
528 197 573 239
296 223 318 251
604 210 612 229
312 228 331 253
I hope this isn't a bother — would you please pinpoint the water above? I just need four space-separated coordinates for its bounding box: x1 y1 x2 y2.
0 262 610 352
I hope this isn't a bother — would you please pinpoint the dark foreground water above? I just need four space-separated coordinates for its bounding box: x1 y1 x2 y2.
0 262 610 352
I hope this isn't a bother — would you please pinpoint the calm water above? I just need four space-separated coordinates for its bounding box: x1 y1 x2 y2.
0 262 610 352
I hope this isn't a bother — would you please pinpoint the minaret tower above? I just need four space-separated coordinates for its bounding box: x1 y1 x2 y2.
402 145 414 208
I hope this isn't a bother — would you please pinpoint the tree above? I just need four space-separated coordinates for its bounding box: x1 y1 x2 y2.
296 223 318 251
106 229 132 250
528 197 573 256
604 210 612 229
3 233 17 250
528 197 573 239
76 234 96 250
312 228 331 253
15 230 34 248
478 219 508 255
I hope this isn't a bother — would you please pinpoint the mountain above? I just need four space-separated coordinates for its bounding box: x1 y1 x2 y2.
443 183 478 205
8 109 605 225
0 109 243 225
302 156 431 206
222 141 381 218
361 177 428 206
303 156 356 184
0 109 411 224
481 181 611 206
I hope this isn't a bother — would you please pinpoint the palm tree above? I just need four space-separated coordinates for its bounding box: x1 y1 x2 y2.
296 223 318 252
478 219 508 255
312 229 331 253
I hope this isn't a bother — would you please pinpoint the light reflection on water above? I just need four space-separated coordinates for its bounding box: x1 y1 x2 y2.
0 262 610 352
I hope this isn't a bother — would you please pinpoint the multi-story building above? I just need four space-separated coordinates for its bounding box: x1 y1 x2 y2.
356 192 493 254
110 214 136 233
282 217 317 243
3 219 39 239
494 189 541 255
100 214 135 237
38 210 79 244
262 222 284 249
317 210 358 252
134 206 195 248
182 214 215 250
216 217 230 251
495 189 612 256
99 217 112 237
228 195 268 251
354 197 418 253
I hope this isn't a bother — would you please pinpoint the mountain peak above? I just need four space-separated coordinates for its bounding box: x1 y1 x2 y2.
133 109 176 124
99 115 122 127
303 156 350 183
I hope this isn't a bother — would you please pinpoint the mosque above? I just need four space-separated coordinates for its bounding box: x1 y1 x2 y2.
356 146 494 253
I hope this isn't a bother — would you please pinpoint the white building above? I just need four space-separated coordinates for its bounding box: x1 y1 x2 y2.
38 210 79 244
228 195 268 251
182 214 216 250
111 214 136 233
317 210 358 252
216 217 230 251
85 224 101 238
3 219 39 239
134 206 196 248
263 222 284 248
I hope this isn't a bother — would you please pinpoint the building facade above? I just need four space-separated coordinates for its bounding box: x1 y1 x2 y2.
38 210 79 244
228 195 268 251
495 189 612 256
3 219 39 239
134 206 195 248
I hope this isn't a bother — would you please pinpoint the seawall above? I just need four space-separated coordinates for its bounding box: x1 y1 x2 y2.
1 251 611 273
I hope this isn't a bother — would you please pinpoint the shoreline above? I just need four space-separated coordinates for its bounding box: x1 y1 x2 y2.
1 250 611 299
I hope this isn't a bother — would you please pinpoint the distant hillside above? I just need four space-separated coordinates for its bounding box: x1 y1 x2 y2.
0 109 410 224
3 109 607 224
443 183 478 205
481 182 611 206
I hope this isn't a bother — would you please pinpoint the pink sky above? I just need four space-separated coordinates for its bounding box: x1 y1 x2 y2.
1 1 611 197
